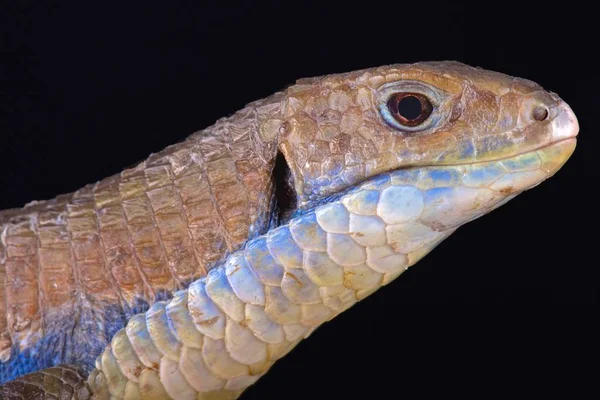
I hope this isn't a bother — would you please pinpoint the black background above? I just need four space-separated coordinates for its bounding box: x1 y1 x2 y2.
1 1 596 398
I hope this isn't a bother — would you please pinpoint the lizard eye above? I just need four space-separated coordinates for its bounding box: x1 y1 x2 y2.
377 80 449 134
387 93 433 127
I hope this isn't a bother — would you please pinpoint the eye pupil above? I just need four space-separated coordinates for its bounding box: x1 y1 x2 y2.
386 92 433 128
397 95 423 120
533 106 549 121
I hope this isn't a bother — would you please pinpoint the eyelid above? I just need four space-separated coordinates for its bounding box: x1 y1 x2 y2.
376 80 450 133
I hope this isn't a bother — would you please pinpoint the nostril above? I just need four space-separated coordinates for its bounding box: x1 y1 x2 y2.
533 106 549 121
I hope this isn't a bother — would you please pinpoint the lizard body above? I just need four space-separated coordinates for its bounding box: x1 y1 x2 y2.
0 61 579 399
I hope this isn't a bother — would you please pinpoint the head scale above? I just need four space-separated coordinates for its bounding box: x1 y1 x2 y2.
273 61 578 211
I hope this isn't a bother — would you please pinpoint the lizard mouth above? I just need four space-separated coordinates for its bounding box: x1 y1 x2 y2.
433 137 578 172
273 137 576 226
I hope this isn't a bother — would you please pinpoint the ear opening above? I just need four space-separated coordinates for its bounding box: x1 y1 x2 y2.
272 150 297 224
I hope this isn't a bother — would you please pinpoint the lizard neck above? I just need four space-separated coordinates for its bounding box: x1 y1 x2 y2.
0 92 285 382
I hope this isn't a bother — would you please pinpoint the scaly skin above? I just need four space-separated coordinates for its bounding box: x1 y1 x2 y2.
87 139 576 399
0 93 282 382
0 61 579 399
0 365 91 399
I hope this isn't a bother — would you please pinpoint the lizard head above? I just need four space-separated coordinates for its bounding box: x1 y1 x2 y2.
275 61 578 217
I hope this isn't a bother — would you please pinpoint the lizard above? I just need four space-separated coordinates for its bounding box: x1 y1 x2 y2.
0 61 578 399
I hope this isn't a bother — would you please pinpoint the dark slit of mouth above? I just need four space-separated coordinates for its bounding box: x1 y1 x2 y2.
273 151 297 225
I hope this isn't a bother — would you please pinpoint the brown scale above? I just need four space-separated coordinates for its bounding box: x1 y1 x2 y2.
1 365 91 399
